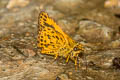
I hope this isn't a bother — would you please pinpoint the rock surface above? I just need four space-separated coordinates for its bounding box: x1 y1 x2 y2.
0 0 120 80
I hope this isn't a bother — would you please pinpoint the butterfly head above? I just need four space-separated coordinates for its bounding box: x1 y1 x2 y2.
70 43 84 65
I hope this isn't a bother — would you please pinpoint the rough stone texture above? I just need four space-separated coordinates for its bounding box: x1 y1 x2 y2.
0 0 120 80
77 20 114 43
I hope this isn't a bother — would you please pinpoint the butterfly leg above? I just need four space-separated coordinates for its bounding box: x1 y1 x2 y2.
75 54 80 69
75 57 78 69
66 55 70 63
78 58 82 67
75 58 77 66
54 53 58 60
50 53 59 64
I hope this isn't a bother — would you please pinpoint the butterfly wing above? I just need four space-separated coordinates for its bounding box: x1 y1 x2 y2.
37 11 75 55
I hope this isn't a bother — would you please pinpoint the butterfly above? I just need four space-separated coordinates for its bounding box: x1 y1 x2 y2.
37 11 84 66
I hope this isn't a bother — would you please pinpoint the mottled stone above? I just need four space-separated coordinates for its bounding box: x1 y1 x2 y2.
77 20 114 43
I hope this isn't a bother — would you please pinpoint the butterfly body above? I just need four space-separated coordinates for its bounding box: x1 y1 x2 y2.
37 12 84 66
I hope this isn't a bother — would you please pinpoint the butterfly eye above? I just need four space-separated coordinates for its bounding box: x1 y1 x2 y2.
73 47 79 51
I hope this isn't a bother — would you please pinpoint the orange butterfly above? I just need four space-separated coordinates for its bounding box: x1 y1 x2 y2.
37 11 84 66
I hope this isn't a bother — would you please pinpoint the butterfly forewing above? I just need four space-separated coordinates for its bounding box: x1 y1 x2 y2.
37 12 73 55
